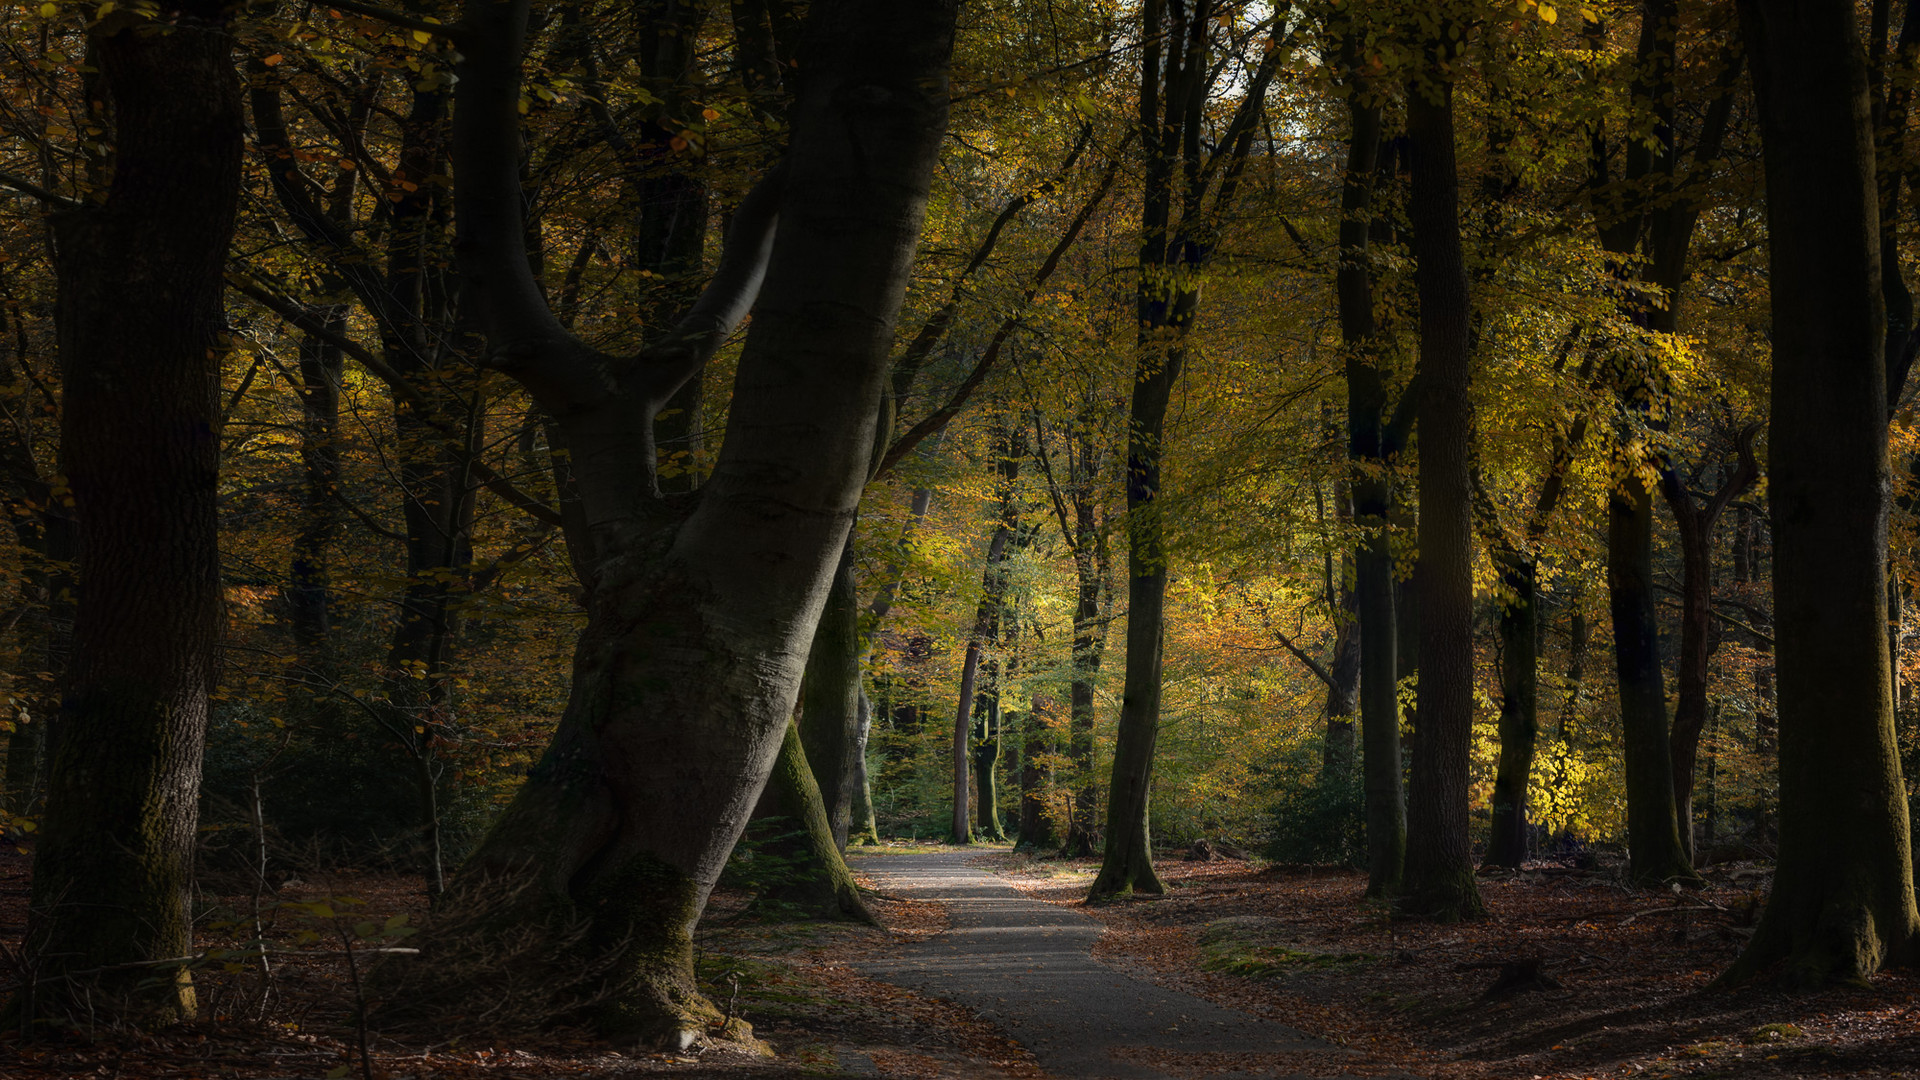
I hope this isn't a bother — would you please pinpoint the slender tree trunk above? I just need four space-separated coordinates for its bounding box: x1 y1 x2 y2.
849 691 880 845
25 0 241 1021
1399 57 1484 922
1485 554 1538 869
951 434 1019 843
1728 0 1919 985
1063 482 1109 856
288 317 344 661
1608 477 1698 884
1336 65 1405 894
974 687 1006 840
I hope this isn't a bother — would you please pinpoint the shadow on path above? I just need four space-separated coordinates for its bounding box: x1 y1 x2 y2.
852 850 1416 1079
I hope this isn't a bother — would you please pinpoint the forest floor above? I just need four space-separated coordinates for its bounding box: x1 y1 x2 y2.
0 839 1915 1078
984 848 1920 1080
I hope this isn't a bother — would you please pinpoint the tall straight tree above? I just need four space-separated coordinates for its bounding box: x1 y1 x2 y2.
1093 0 1281 899
22 0 243 1020
445 0 956 1042
1587 0 1699 887
1399 16 1484 923
1727 0 1919 986
1334 24 1411 897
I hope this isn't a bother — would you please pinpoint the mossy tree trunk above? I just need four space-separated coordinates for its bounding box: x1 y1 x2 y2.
447 0 953 1044
751 722 876 922
1727 0 1919 986
24 0 242 1022
801 539 863 850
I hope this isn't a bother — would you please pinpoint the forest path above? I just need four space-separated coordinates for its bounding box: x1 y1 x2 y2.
850 850 1410 1079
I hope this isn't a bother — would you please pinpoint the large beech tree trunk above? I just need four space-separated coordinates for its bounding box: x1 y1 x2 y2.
1728 0 1919 986
24 0 242 1021
445 0 954 1043
1400 54 1484 923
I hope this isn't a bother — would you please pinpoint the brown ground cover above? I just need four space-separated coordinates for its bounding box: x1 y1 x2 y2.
0 840 1035 1079
4 839 1917 1079
986 850 1920 1080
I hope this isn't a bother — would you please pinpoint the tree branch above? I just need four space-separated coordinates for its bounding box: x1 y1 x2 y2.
321 0 467 40
232 274 564 527
874 146 1125 479
0 170 78 210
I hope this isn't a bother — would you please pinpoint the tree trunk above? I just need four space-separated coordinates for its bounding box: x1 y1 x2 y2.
1399 58 1484 922
1485 554 1537 869
1335 57 1406 895
752 722 876 922
974 687 1006 841
1019 696 1057 848
1062 474 1109 857
1608 477 1698 884
1728 0 1919 985
288 316 344 661
25 0 241 1021
446 0 954 1043
800 538 862 851
849 690 880 845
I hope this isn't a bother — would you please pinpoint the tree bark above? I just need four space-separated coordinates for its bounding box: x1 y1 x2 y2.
446 0 954 1043
24 0 242 1021
1727 0 1919 986
1399 53 1484 922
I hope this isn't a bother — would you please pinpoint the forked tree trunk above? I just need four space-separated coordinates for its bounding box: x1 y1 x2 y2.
1727 0 1919 986
444 0 954 1044
1399 53 1484 923
1659 438 1757 866
25 0 242 1021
